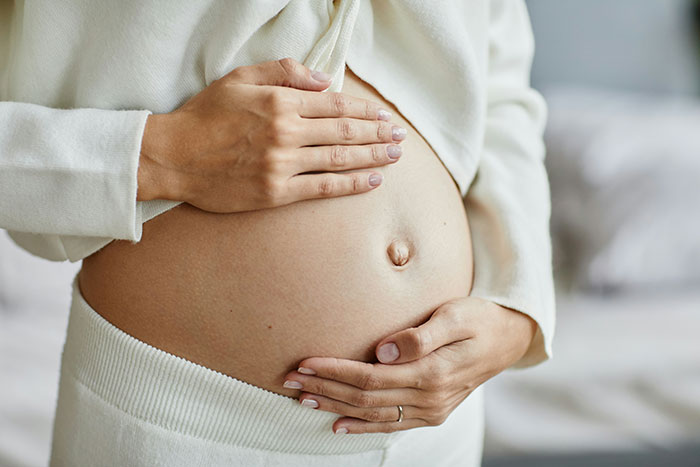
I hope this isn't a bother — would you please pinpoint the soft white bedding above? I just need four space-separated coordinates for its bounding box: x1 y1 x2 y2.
484 290 700 456
543 87 700 293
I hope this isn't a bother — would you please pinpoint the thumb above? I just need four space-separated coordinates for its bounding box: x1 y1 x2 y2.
375 306 459 364
227 57 332 91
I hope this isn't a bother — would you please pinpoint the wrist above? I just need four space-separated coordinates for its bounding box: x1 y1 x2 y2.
137 113 184 202
497 304 538 363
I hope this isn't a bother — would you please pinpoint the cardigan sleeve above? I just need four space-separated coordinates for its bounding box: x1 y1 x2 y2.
463 0 555 368
0 102 151 243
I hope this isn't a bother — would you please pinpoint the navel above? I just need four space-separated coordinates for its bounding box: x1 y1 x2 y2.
387 239 412 267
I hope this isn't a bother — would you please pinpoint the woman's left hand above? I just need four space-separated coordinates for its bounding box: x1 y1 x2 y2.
282 296 537 434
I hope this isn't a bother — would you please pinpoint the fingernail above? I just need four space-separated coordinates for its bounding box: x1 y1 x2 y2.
377 343 399 363
283 380 303 389
301 398 319 408
387 145 402 160
311 69 332 82
298 367 316 375
335 427 348 435
377 109 392 121
368 173 383 187
392 126 407 141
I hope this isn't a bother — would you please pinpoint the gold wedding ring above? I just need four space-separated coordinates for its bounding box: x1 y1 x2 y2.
396 405 404 423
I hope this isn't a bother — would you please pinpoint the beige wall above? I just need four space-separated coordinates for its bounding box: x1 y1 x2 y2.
526 0 700 96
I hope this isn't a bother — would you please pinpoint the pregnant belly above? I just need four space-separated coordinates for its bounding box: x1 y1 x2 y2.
79 64 474 399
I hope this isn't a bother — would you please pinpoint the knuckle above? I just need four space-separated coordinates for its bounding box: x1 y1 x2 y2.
419 369 439 390
357 373 383 391
259 174 283 202
437 303 460 321
322 362 338 380
329 145 349 167
225 66 246 82
409 374 424 389
418 375 435 390
377 122 390 141
277 57 298 75
317 177 335 197
327 358 349 380
364 408 383 422
337 118 357 141
427 361 444 381
371 144 384 164
312 383 332 399
407 330 432 357
258 149 279 172
331 92 350 115
267 116 293 145
266 89 292 115
364 100 372 120
261 149 291 176
352 391 375 408
426 362 450 388
350 174 362 193
416 373 435 391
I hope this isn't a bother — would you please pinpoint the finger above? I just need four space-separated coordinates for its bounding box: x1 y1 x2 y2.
300 118 406 146
298 392 419 424
375 304 468 364
332 417 428 435
295 357 421 390
287 171 384 200
283 371 419 407
295 143 402 173
295 90 392 120
225 57 333 91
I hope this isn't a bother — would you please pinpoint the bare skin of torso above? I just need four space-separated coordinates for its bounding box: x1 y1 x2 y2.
79 64 474 399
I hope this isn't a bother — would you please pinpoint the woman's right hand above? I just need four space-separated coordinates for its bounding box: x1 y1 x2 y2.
137 57 406 212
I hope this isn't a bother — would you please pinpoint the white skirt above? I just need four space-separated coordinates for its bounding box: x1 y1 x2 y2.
49 275 484 466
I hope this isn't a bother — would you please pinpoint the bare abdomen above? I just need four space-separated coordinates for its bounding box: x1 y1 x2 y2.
79 65 474 398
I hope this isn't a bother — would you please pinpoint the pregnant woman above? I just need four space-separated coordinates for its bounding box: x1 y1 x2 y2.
0 0 555 466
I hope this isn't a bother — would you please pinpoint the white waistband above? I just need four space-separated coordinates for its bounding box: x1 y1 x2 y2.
62 275 402 456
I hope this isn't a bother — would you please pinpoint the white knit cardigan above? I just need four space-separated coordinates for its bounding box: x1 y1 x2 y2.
0 0 554 366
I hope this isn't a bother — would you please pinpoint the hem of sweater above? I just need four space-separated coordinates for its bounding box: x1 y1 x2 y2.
62 274 404 455
58 199 183 262
343 57 479 199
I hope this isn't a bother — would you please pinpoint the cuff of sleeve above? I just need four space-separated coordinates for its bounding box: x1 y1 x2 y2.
77 106 152 242
127 110 152 243
52 106 152 242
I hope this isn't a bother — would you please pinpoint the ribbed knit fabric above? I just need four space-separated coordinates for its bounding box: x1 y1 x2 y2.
50 275 485 466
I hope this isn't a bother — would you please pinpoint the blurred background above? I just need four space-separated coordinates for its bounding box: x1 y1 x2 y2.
483 0 700 466
1 1 700 466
